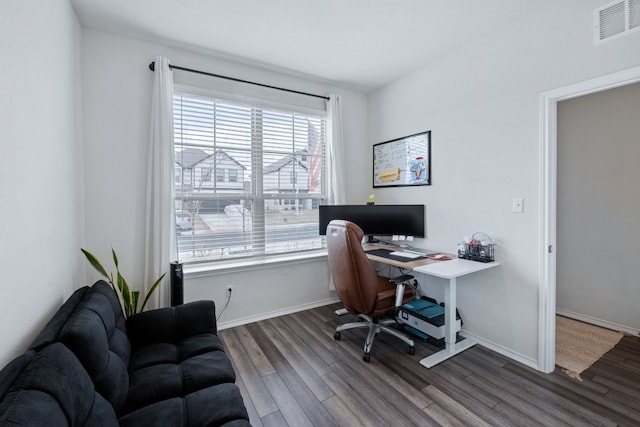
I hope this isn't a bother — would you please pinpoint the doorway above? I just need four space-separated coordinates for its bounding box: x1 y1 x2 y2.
538 65 640 373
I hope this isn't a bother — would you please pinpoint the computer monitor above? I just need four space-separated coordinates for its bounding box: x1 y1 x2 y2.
318 204 425 240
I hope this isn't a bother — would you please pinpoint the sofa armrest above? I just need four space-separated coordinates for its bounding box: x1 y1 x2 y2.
126 300 217 348
0 343 119 426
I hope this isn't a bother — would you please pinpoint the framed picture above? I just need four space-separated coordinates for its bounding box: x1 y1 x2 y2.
373 130 431 188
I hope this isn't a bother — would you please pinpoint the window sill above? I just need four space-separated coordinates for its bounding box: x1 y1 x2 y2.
183 250 328 278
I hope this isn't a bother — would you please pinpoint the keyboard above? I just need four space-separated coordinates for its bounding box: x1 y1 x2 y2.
366 248 428 261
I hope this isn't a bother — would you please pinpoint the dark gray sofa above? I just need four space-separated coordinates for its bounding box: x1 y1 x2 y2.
0 280 250 426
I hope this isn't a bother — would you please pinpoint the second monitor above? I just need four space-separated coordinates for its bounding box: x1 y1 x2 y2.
318 204 425 241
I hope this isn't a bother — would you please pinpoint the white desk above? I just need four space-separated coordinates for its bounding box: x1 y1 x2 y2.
413 258 500 368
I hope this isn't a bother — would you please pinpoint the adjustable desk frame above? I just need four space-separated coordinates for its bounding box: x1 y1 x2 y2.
364 246 499 368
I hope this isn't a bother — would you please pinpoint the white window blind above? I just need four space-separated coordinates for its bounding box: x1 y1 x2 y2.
173 90 327 263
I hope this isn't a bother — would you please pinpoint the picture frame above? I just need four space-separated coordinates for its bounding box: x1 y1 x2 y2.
373 130 431 188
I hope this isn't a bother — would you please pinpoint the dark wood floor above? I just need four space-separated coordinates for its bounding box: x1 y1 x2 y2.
218 303 640 426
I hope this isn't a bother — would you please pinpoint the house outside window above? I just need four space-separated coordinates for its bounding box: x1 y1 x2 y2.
173 88 327 263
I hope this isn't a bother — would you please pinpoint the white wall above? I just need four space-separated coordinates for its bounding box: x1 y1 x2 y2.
81 29 368 325
0 0 84 366
368 0 640 366
557 82 640 334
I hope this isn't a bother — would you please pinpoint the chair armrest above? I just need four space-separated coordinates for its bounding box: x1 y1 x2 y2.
389 274 414 284
126 300 217 348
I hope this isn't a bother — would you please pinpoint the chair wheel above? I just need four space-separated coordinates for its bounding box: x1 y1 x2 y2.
363 352 371 362
408 346 415 355
334 332 341 340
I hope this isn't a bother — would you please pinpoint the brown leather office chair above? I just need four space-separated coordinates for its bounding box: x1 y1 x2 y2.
326 220 415 362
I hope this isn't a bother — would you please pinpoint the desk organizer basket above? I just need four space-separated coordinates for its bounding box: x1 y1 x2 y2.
458 232 494 263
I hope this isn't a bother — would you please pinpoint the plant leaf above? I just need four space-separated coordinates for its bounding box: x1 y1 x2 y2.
131 291 140 316
112 248 119 269
81 249 110 279
116 270 133 317
139 273 166 313
81 247 164 318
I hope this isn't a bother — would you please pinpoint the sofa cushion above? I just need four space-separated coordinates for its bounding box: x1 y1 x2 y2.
29 286 89 351
58 281 131 414
0 343 118 427
125 302 236 413
126 347 237 413
126 301 218 349
118 383 251 427
129 333 227 370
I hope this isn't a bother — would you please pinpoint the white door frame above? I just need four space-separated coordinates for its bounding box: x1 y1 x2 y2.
538 65 640 373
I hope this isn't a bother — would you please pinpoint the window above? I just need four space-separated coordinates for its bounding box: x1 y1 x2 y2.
173 89 327 263
201 167 212 182
215 168 225 183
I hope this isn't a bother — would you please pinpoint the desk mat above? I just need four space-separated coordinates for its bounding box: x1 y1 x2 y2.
366 248 428 262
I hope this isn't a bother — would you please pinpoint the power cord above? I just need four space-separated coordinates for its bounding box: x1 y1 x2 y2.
216 287 232 321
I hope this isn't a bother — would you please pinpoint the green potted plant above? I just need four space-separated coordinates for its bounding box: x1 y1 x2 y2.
81 248 166 318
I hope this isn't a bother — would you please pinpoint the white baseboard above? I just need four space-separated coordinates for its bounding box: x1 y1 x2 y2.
556 309 640 336
460 330 540 371
217 297 341 330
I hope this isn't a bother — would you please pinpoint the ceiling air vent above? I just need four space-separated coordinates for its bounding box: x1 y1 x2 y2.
630 0 640 29
594 0 640 44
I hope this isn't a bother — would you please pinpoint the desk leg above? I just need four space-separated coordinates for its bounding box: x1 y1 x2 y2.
419 277 476 368
445 277 456 345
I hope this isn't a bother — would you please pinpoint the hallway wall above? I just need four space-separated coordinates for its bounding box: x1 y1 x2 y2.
557 82 640 334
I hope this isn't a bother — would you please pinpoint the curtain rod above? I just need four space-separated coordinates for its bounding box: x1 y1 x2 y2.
148 61 330 101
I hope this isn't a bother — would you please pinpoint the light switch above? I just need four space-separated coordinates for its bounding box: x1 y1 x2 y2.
512 197 524 213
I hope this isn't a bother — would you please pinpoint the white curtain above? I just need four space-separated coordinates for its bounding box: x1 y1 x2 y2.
326 94 346 205
326 94 345 291
144 56 176 310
